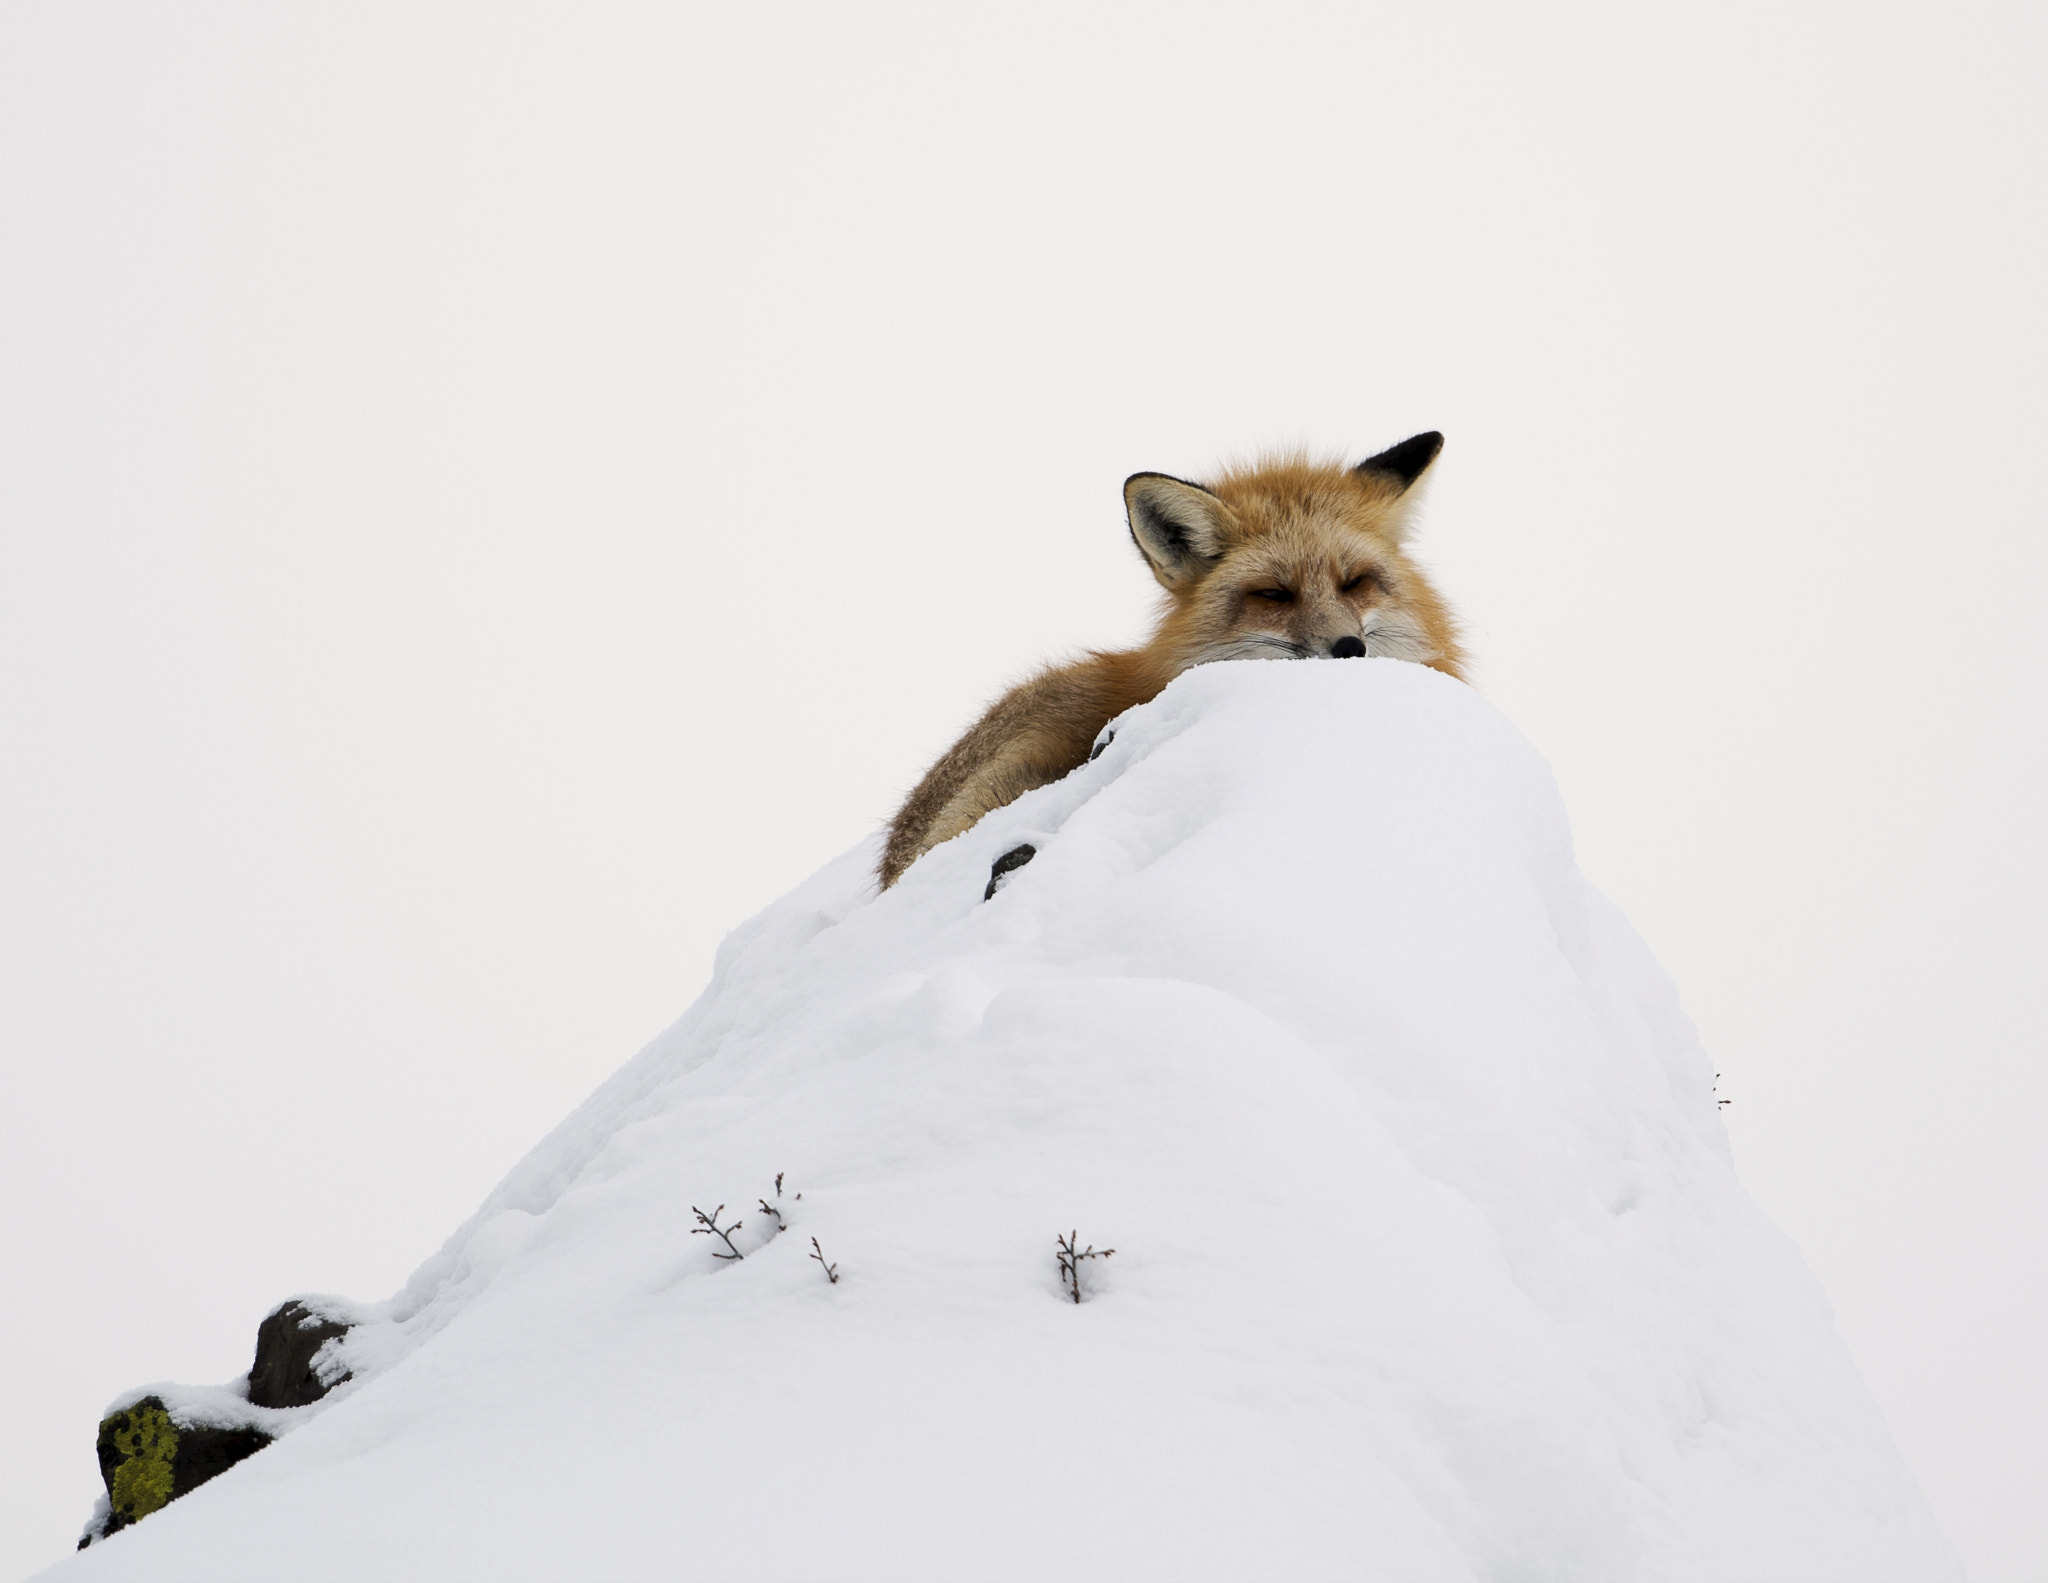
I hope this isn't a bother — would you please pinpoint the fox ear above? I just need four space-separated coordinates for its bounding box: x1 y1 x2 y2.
1354 431 1444 495
1124 473 1235 590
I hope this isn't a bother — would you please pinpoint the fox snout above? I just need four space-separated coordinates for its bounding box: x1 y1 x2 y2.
1330 635 1366 659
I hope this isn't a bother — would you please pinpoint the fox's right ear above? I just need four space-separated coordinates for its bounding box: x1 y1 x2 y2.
1124 473 1235 590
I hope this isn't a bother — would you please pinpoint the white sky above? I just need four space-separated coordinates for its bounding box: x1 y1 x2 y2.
2 3 2042 1577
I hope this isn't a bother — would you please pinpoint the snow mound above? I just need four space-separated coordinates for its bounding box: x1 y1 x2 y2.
47 661 1960 1581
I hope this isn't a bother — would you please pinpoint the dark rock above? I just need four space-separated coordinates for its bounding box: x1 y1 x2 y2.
249 1299 351 1409
81 1298 356 1545
984 843 1037 901
93 1397 271 1540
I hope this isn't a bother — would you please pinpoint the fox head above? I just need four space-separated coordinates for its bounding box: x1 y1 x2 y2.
1123 433 1463 681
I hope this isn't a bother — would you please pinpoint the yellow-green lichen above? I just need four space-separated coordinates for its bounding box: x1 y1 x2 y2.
99 1402 178 1524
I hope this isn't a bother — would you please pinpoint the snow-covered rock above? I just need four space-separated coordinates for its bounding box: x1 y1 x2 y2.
46 661 1961 1581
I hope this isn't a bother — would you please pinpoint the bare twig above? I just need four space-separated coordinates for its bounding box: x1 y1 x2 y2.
690 1204 745 1260
1055 1230 1114 1304
760 1171 804 1231
810 1237 839 1284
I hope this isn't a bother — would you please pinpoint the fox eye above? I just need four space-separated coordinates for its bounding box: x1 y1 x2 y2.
1341 571 1376 593
1250 587 1294 603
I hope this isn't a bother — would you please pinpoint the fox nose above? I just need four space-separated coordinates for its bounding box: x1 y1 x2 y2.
1330 635 1366 659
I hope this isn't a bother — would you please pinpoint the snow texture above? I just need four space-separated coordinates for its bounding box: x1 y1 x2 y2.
45 661 1960 1581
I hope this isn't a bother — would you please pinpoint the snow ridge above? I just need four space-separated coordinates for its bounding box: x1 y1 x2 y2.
48 661 1960 1582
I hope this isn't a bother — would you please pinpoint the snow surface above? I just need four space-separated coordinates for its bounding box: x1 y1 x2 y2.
44 661 1960 1581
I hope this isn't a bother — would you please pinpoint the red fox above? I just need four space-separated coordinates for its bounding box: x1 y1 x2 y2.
880 434 1465 889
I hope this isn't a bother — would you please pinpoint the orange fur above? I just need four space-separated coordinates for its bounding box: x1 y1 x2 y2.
879 440 1465 889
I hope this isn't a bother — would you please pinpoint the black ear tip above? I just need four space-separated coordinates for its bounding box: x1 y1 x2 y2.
1355 431 1444 489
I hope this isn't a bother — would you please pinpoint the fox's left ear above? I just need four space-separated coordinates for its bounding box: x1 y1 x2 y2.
1355 431 1443 492
1353 431 1443 543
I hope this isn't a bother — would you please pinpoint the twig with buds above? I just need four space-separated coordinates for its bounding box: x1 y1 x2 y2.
1056 1230 1114 1304
691 1204 745 1261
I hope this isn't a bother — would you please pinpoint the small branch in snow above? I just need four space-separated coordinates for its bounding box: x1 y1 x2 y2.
810 1237 839 1284
1056 1230 1114 1304
691 1204 745 1261
760 1172 802 1231
1713 1072 1731 1110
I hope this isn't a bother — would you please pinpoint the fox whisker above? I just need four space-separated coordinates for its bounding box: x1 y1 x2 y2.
1194 635 1307 664
1360 617 1437 663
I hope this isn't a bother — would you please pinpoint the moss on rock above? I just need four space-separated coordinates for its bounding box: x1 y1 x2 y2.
97 1401 178 1527
82 1295 354 1545
92 1395 271 1541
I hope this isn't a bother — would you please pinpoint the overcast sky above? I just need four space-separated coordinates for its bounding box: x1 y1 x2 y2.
3 3 2044 1577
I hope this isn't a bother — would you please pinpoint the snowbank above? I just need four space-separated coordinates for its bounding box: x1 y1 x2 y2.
45 661 1960 1581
